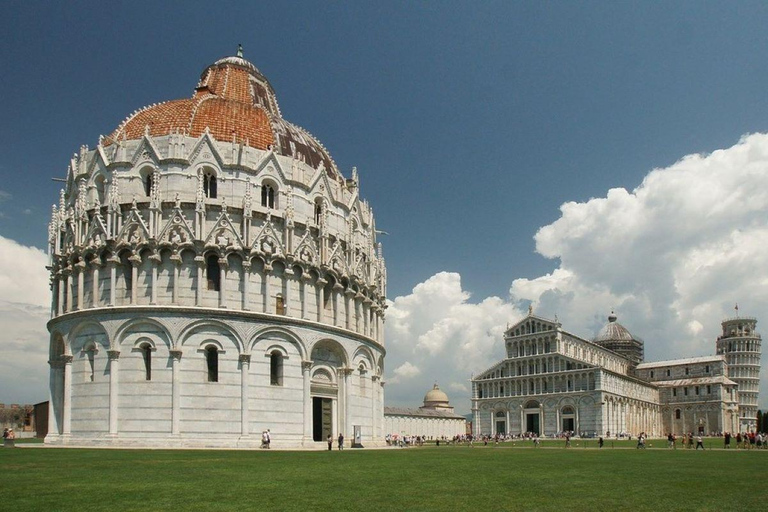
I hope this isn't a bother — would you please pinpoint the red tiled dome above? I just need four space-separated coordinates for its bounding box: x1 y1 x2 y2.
107 51 339 178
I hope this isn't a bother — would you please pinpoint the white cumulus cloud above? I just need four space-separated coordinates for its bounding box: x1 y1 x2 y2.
386 133 768 414
0 235 50 404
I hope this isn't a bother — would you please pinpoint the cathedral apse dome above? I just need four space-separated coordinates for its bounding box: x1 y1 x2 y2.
45 48 387 448
593 312 644 365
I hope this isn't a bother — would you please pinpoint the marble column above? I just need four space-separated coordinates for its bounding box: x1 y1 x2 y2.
129 256 139 304
240 354 251 437
62 268 71 313
47 360 62 437
56 272 64 315
90 256 101 308
302 361 313 443
371 375 380 442
149 253 160 305
76 260 85 310
333 282 344 327
194 256 205 306
316 277 327 323
301 273 312 320
170 349 182 435
264 264 273 314
241 261 251 310
344 288 354 330
170 252 181 304
342 368 353 438
62 354 73 436
108 256 118 307
107 350 120 436
218 257 228 308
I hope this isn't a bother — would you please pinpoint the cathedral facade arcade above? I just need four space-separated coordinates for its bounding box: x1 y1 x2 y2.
46 50 387 448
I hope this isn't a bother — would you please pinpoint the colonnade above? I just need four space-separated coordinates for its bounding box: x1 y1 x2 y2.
51 251 383 343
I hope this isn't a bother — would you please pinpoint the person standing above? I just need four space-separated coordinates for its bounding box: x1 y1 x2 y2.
338 432 344 450
598 436 604 449
327 434 332 451
724 432 731 449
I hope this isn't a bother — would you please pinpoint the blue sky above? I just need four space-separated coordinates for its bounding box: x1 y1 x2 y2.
2 2 768 411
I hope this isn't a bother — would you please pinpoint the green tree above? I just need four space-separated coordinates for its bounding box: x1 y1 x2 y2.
758 410 763 432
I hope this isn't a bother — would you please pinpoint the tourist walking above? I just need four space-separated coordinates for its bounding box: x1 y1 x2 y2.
565 434 571 448
724 432 731 449
696 435 705 450
598 436 604 449
338 432 344 450
327 434 332 451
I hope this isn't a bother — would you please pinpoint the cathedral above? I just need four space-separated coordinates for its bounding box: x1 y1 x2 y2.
45 48 387 448
471 310 761 438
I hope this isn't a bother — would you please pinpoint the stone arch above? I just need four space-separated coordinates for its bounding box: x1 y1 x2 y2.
68 320 110 353
524 400 540 409
114 317 173 351
50 331 67 359
352 346 375 370
311 365 337 384
310 338 348 368
248 326 306 360
177 318 243 354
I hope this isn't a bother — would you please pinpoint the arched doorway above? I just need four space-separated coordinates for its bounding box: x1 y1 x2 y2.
561 406 575 433
524 400 541 435
495 411 506 435
310 340 346 442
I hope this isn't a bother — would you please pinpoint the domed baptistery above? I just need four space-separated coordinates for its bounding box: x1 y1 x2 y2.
45 48 387 448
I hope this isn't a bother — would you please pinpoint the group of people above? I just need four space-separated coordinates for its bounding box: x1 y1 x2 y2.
724 431 765 449
326 433 345 450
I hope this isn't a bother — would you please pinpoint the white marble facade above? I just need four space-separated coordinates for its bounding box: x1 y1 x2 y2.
472 311 759 437
46 52 387 448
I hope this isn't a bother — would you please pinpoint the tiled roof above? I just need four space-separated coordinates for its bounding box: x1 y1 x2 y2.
106 54 339 179
635 355 725 369
654 375 738 387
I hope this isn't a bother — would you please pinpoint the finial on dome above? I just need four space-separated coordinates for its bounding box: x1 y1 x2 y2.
237 44 243 58
433 382 439 390
528 304 533 315
608 310 617 322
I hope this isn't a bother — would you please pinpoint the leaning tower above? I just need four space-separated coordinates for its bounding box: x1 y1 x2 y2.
716 314 762 432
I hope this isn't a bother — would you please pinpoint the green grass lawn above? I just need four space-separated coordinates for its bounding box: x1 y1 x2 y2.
1 445 765 511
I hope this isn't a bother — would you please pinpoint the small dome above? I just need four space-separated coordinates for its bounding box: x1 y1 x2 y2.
593 311 644 365
594 312 635 342
423 383 449 406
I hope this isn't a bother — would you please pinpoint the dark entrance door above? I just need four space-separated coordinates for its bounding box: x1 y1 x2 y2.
562 418 575 432
526 413 540 435
312 397 333 441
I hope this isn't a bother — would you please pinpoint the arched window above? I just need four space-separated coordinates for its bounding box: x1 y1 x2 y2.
86 346 95 382
95 175 107 205
675 409 681 420
261 183 275 208
144 173 152 197
203 171 217 199
119 252 132 294
270 351 283 386
275 294 285 315
496 411 505 418
140 343 152 381
206 254 220 291
314 200 322 224
206 345 218 382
